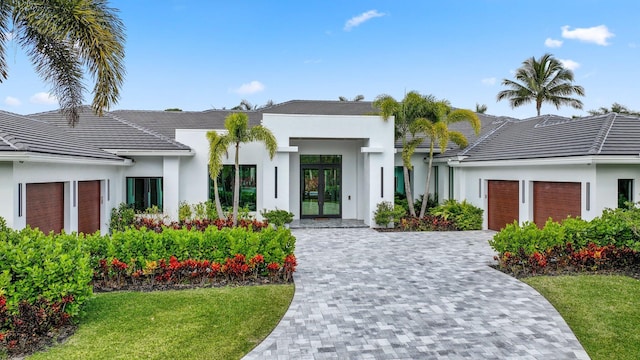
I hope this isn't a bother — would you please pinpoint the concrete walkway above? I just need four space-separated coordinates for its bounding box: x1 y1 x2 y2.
244 229 590 360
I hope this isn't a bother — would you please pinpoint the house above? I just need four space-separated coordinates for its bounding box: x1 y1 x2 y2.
1 101 638 233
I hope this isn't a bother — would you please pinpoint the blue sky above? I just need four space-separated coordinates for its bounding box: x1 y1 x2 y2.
1 0 639 119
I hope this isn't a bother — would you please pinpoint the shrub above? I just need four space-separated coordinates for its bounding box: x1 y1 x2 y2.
429 199 483 230
109 203 135 233
261 209 294 228
373 201 406 227
178 201 192 222
399 215 457 231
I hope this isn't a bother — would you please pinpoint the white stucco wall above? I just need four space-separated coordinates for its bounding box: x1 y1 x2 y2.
452 161 620 229
595 164 640 211
9 160 125 233
0 162 14 226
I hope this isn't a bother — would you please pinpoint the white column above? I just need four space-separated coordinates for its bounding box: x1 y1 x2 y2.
163 157 181 220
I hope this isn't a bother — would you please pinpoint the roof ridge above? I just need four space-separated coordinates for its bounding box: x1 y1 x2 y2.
0 132 20 150
459 118 512 156
590 113 617 155
107 112 190 148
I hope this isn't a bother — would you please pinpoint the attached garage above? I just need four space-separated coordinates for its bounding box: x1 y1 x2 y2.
26 182 64 233
487 180 519 231
533 181 581 227
78 180 101 234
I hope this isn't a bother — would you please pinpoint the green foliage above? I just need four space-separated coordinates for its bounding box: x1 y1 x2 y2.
429 199 483 230
109 203 135 233
490 204 640 256
178 201 192 222
84 226 295 269
0 225 93 317
261 209 294 227
373 201 406 227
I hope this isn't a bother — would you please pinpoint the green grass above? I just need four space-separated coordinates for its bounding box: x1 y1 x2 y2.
28 285 294 360
524 275 640 360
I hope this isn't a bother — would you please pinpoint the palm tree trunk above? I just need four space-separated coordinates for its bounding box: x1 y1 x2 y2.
213 177 224 219
232 142 240 226
403 165 416 217
419 142 435 218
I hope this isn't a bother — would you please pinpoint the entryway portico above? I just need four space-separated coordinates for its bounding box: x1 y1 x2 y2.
261 113 395 226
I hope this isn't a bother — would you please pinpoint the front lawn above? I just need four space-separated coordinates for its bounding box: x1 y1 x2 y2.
524 275 640 360
28 285 294 360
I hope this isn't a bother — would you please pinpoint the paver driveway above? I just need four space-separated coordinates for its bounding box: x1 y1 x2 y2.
244 229 590 360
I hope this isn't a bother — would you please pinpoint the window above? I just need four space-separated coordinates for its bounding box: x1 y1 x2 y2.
126 177 163 212
209 165 257 211
448 167 454 199
618 179 634 209
394 166 412 196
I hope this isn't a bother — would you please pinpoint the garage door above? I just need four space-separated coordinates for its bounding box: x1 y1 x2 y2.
78 180 101 234
488 180 519 231
533 181 581 227
26 182 64 233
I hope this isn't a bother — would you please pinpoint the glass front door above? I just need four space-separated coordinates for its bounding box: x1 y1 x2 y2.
301 156 341 218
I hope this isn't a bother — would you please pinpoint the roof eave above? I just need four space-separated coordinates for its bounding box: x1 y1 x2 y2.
0 152 131 166
448 155 640 167
103 149 195 157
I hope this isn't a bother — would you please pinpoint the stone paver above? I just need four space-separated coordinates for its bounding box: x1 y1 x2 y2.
244 229 590 360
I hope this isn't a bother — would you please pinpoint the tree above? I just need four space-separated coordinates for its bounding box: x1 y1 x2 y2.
164 108 182 112
206 131 230 219
2 0 125 126
339 95 365 102
208 113 277 225
475 103 487 114
497 53 585 116
588 103 640 116
373 91 436 217
232 99 256 111
413 100 480 218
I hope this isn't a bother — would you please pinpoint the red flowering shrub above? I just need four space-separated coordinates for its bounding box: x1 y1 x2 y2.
399 215 457 231
132 217 269 233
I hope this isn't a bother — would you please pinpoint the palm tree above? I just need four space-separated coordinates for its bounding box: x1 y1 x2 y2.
339 95 365 101
206 131 230 219
497 53 585 116
413 100 480 218
588 102 640 116
2 0 125 126
475 103 487 114
211 113 277 225
374 91 436 217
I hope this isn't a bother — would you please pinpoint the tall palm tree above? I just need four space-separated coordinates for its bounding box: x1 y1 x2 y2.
2 0 126 126
413 100 480 218
206 130 230 219
588 102 640 116
212 113 277 225
339 95 365 102
374 91 435 217
475 103 487 114
497 53 585 116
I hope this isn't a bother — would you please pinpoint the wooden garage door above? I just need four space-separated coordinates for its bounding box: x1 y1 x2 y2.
488 180 519 231
78 181 101 234
533 181 581 227
26 182 64 233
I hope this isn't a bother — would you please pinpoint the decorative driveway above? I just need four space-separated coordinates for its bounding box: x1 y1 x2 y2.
243 229 590 360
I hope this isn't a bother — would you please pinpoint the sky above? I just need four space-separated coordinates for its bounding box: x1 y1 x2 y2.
1 0 639 119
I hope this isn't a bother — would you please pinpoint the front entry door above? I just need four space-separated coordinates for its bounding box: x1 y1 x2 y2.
301 162 341 218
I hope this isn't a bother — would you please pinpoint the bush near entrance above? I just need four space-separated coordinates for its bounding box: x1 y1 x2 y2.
0 218 296 357
490 205 640 277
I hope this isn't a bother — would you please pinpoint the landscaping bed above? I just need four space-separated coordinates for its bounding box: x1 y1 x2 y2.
0 219 296 358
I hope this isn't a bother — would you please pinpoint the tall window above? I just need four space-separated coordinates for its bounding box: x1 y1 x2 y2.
126 177 163 212
618 179 634 208
209 165 257 211
448 167 455 199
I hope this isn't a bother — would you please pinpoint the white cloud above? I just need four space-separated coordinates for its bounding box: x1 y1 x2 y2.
544 38 563 48
232 81 265 95
29 92 57 105
344 10 385 31
561 25 614 46
4 96 21 106
559 59 580 71
481 77 496 86
3 31 14 41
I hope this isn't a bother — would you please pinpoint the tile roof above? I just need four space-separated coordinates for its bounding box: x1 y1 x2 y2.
30 107 190 150
454 113 640 162
261 100 379 116
110 109 261 139
0 110 123 160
